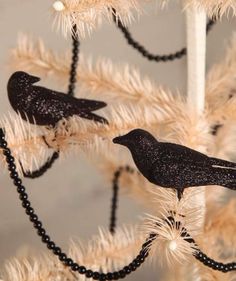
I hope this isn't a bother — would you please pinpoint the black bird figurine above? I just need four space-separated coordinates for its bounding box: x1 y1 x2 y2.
7 71 108 126
113 129 236 200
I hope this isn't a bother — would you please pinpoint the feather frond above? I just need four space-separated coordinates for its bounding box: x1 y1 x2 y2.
9 33 69 83
10 34 185 124
51 0 140 38
183 0 236 18
143 212 198 266
0 112 52 176
1 225 145 281
206 33 236 124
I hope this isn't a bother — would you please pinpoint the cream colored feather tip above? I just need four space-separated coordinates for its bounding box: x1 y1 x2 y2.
206 33 236 125
0 226 145 281
0 113 54 176
51 0 140 38
143 212 198 266
183 0 236 18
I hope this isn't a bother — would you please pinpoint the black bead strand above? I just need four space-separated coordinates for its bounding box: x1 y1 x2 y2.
68 25 80 96
18 24 80 179
109 166 136 234
21 152 59 179
1 128 235 275
113 9 216 63
0 128 151 280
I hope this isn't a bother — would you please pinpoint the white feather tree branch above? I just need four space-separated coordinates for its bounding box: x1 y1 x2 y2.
0 226 145 281
51 0 140 38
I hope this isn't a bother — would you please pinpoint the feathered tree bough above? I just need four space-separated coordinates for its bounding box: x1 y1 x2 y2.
1 1 236 281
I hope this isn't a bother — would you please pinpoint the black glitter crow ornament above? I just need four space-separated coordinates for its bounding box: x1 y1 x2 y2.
113 129 236 200
7 71 108 126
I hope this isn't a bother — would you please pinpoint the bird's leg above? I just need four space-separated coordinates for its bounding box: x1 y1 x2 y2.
177 188 184 201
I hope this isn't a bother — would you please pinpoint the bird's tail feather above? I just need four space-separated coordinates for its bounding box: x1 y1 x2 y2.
78 112 109 124
221 182 236 190
210 157 236 169
75 99 107 111
212 167 236 191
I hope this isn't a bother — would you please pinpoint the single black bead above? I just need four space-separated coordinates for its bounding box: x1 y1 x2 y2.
58 253 67 262
25 207 34 215
130 262 137 271
6 155 14 164
223 267 228 273
29 214 38 222
134 260 141 267
167 54 174 60
64 258 73 267
100 273 106 280
47 241 55 250
34 221 42 229
53 247 62 256
22 200 30 208
106 273 113 280
118 270 126 278
17 186 25 193
113 272 120 280
10 171 18 179
14 178 22 186
0 142 7 148
71 263 79 272
78 266 86 274
19 193 28 201
3 148 11 155
85 270 93 278
92 272 100 280
136 254 145 263
8 163 16 171
123 266 131 274
41 235 50 243
161 56 168 62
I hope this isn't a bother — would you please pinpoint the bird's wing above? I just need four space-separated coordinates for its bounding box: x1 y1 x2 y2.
159 142 209 166
34 86 107 112
210 157 236 170
29 93 76 125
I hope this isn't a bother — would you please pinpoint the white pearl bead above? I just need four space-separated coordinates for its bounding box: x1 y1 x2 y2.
53 1 65 12
168 240 177 251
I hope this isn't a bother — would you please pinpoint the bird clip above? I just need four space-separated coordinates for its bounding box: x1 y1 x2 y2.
7 71 109 127
113 129 236 200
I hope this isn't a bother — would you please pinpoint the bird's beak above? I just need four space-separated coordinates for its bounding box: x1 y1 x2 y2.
113 135 127 145
30 75 41 84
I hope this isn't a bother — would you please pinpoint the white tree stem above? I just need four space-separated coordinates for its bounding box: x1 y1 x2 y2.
186 7 207 230
186 7 206 114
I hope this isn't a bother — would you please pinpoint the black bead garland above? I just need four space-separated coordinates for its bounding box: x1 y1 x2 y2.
109 166 136 234
1 129 235 276
21 152 59 179
113 9 216 63
19 24 79 179
68 25 80 97
0 128 151 280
